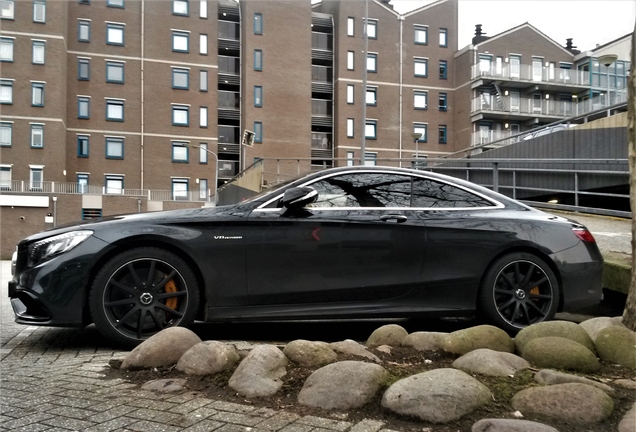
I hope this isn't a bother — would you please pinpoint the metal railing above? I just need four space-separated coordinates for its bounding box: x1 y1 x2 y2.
472 63 590 86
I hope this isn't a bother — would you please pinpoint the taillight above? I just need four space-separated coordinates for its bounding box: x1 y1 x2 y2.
573 227 596 243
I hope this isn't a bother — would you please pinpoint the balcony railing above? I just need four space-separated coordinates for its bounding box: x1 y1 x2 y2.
312 32 332 51
218 91 240 109
219 126 240 144
311 99 332 117
472 64 590 86
311 66 332 83
311 133 332 150
218 160 239 178
218 21 239 40
219 56 240 75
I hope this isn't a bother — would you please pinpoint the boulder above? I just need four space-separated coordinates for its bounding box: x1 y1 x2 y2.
614 379 636 390
595 326 636 369
330 339 381 363
298 361 388 410
442 325 514 355
176 341 240 375
534 369 613 394
121 327 202 370
511 383 613 424
141 378 187 393
381 368 492 423
472 419 559 432
618 402 636 432
579 316 625 342
452 349 530 377
515 320 595 354
366 324 408 348
521 336 600 373
228 345 288 398
401 332 446 352
283 340 337 368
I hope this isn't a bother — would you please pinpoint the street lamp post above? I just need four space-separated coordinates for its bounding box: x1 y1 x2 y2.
597 54 617 107
184 143 218 205
411 132 422 169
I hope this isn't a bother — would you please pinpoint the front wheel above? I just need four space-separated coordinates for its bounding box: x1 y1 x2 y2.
89 247 200 347
479 252 559 333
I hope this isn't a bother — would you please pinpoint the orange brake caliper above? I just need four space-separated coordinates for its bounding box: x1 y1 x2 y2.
165 279 178 310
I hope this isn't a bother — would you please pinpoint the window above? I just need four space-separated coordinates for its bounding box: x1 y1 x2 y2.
347 51 354 70
30 124 44 148
254 49 263 71
107 0 124 7
366 87 377 106
254 85 262 107
414 123 427 143
77 175 89 195
439 125 447 144
199 107 208 127
78 58 90 80
172 31 189 52
414 25 427 45
105 137 124 159
1 0 14 19
172 178 189 200
347 118 354 138
199 0 207 18
0 122 11 146
439 60 447 79
254 13 263 34
199 70 208 91
347 17 354 36
199 142 208 163
0 165 11 190
77 135 89 157
78 20 90 42
367 53 377 73
172 68 189 89
365 120 377 139
0 38 12 61
30 167 43 190
172 105 189 126
199 34 208 54
106 99 124 121
365 20 377 39
415 58 428 77
439 28 448 47
173 0 188 15
364 153 377 167
105 175 123 194
33 0 45 22
254 121 263 143
199 178 208 200
78 96 90 118
346 84 354 104
106 61 124 83
31 82 44 106
106 23 124 45
0 80 12 104
32 41 45 64
346 151 355 166
172 142 188 162
439 92 447 111
414 90 427 109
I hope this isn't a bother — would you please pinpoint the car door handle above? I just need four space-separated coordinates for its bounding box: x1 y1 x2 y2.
380 215 408 223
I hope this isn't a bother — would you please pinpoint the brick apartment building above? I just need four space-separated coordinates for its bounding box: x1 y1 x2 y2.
0 0 630 257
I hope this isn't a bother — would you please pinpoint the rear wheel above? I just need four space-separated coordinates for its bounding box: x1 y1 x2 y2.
479 252 559 333
89 247 199 347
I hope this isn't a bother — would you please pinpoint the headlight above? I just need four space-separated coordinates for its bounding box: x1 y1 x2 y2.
28 230 93 267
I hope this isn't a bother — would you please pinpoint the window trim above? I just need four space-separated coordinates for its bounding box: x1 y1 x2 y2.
172 67 189 89
199 33 208 55
105 175 124 194
413 123 428 143
30 167 43 191
346 84 354 104
0 121 11 147
199 106 208 128
78 96 90 119
77 174 89 195
199 69 208 91
31 82 44 107
199 0 207 18
414 90 428 110
172 31 189 53
347 17 354 36
105 137 124 159
367 53 377 73
439 60 448 80
439 92 448 111
0 80 13 104
254 12 263 35
106 0 124 8
172 178 189 201
365 19 377 40
254 121 263 143
254 85 263 107
0 37 13 62
439 125 447 144
366 87 377 106
1 0 15 20
347 50 355 71
77 135 89 157
199 142 208 164
171 141 189 163
78 58 90 80
365 119 377 140
414 25 428 45
33 0 45 23
254 49 263 71
172 104 189 126
172 0 188 16
106 23 125 46
78 20 91 42
106 99 124 122
414 58 428 78
30 124 44 148
439 27 448 48
346 118 354 138
106 61 124 83
32 40 45 64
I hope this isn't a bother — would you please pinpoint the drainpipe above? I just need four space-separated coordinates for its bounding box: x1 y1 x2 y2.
398 15 404 166
140 0 145 189
360 0 368 165
52 196 57 227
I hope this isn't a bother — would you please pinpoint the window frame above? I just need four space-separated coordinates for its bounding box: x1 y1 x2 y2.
199 0 207 18
172 31 189 53
439 28 448 47
365 120 377 140
347 17 354 36
366 87 377 106
346 118 354 138
32 40 45 64
367 53 377 73
254 49 263 71
0 122 11 147
199 34 208 55
439 60 448 79
254 85 263 107
106 61 124 83
1 0 15 20
106 99 124 122
0 37 13 62
199 69 208 91
78 20 91 42
172 104 189 126
172 67 189 89
414 58 428 77
414 123 428 143
0 80 13 104
107 0 124 8
30 124 44 148
346 84 354 104
77 174 89 194
78 96 90 119
414 25 428 45
254 121 263 143
33 0 45 23
347 51 355 70
439 125 447 144
199 106 208 127
31 82 45 107
199 178 208 200
199 142 208 164
254 12 263 35
78 58 90 80
105 137 124 159
105 175 124 194
365 19 377 39
439 92 448 111
30 167 43 191
172 178 189 201
106 23 125 46
172 0 188 16
171 141 189 163
414 90 428 110
77 135 89 157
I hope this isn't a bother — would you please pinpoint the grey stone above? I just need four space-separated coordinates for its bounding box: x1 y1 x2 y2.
401 332 446 352
121 327 202 369
176 341 240 376
614 379 636 390
535 369 614 393
515 320 596 355
618 402 636 432
330 340 381 363
141 379 187 393
472 418 559 432
452 348 530 376
381 368 492 423
283 340 338 368
579 316 625 342
366 325 408 348
521 337 600 373
512 383 613 424
375 345 392 354
298 361 388 410
595 326 636 368
442 325 514 355
228 345 288 397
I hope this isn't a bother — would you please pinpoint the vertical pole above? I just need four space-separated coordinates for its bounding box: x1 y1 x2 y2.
360 0 368 165
574 172 579 208
52 196 57 227
492 162 499 192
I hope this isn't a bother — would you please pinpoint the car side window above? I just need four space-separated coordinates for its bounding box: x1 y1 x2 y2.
411 178 494 208
307 173 413 208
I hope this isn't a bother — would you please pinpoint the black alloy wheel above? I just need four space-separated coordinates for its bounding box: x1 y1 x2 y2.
479 252 559 333
89 248 199 347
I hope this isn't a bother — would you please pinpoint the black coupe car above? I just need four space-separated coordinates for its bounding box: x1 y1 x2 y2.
9 166 603 346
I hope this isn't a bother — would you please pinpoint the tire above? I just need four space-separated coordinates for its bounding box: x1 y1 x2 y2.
479 252 559 333
89 247 200 347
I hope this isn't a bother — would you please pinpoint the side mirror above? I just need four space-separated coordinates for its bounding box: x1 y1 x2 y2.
281 187 318 209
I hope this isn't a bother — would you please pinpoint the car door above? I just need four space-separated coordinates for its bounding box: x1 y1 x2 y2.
244 171 427 307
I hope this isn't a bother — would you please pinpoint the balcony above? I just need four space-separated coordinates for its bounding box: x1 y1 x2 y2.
218 21 239 40
219 125 240 143
218 91 240 120
311 132 332 150
218 160 239 179
312 66 332 94
472 64 590 89
218 56 240 86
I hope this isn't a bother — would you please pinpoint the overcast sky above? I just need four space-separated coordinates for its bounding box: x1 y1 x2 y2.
389 0 635 52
